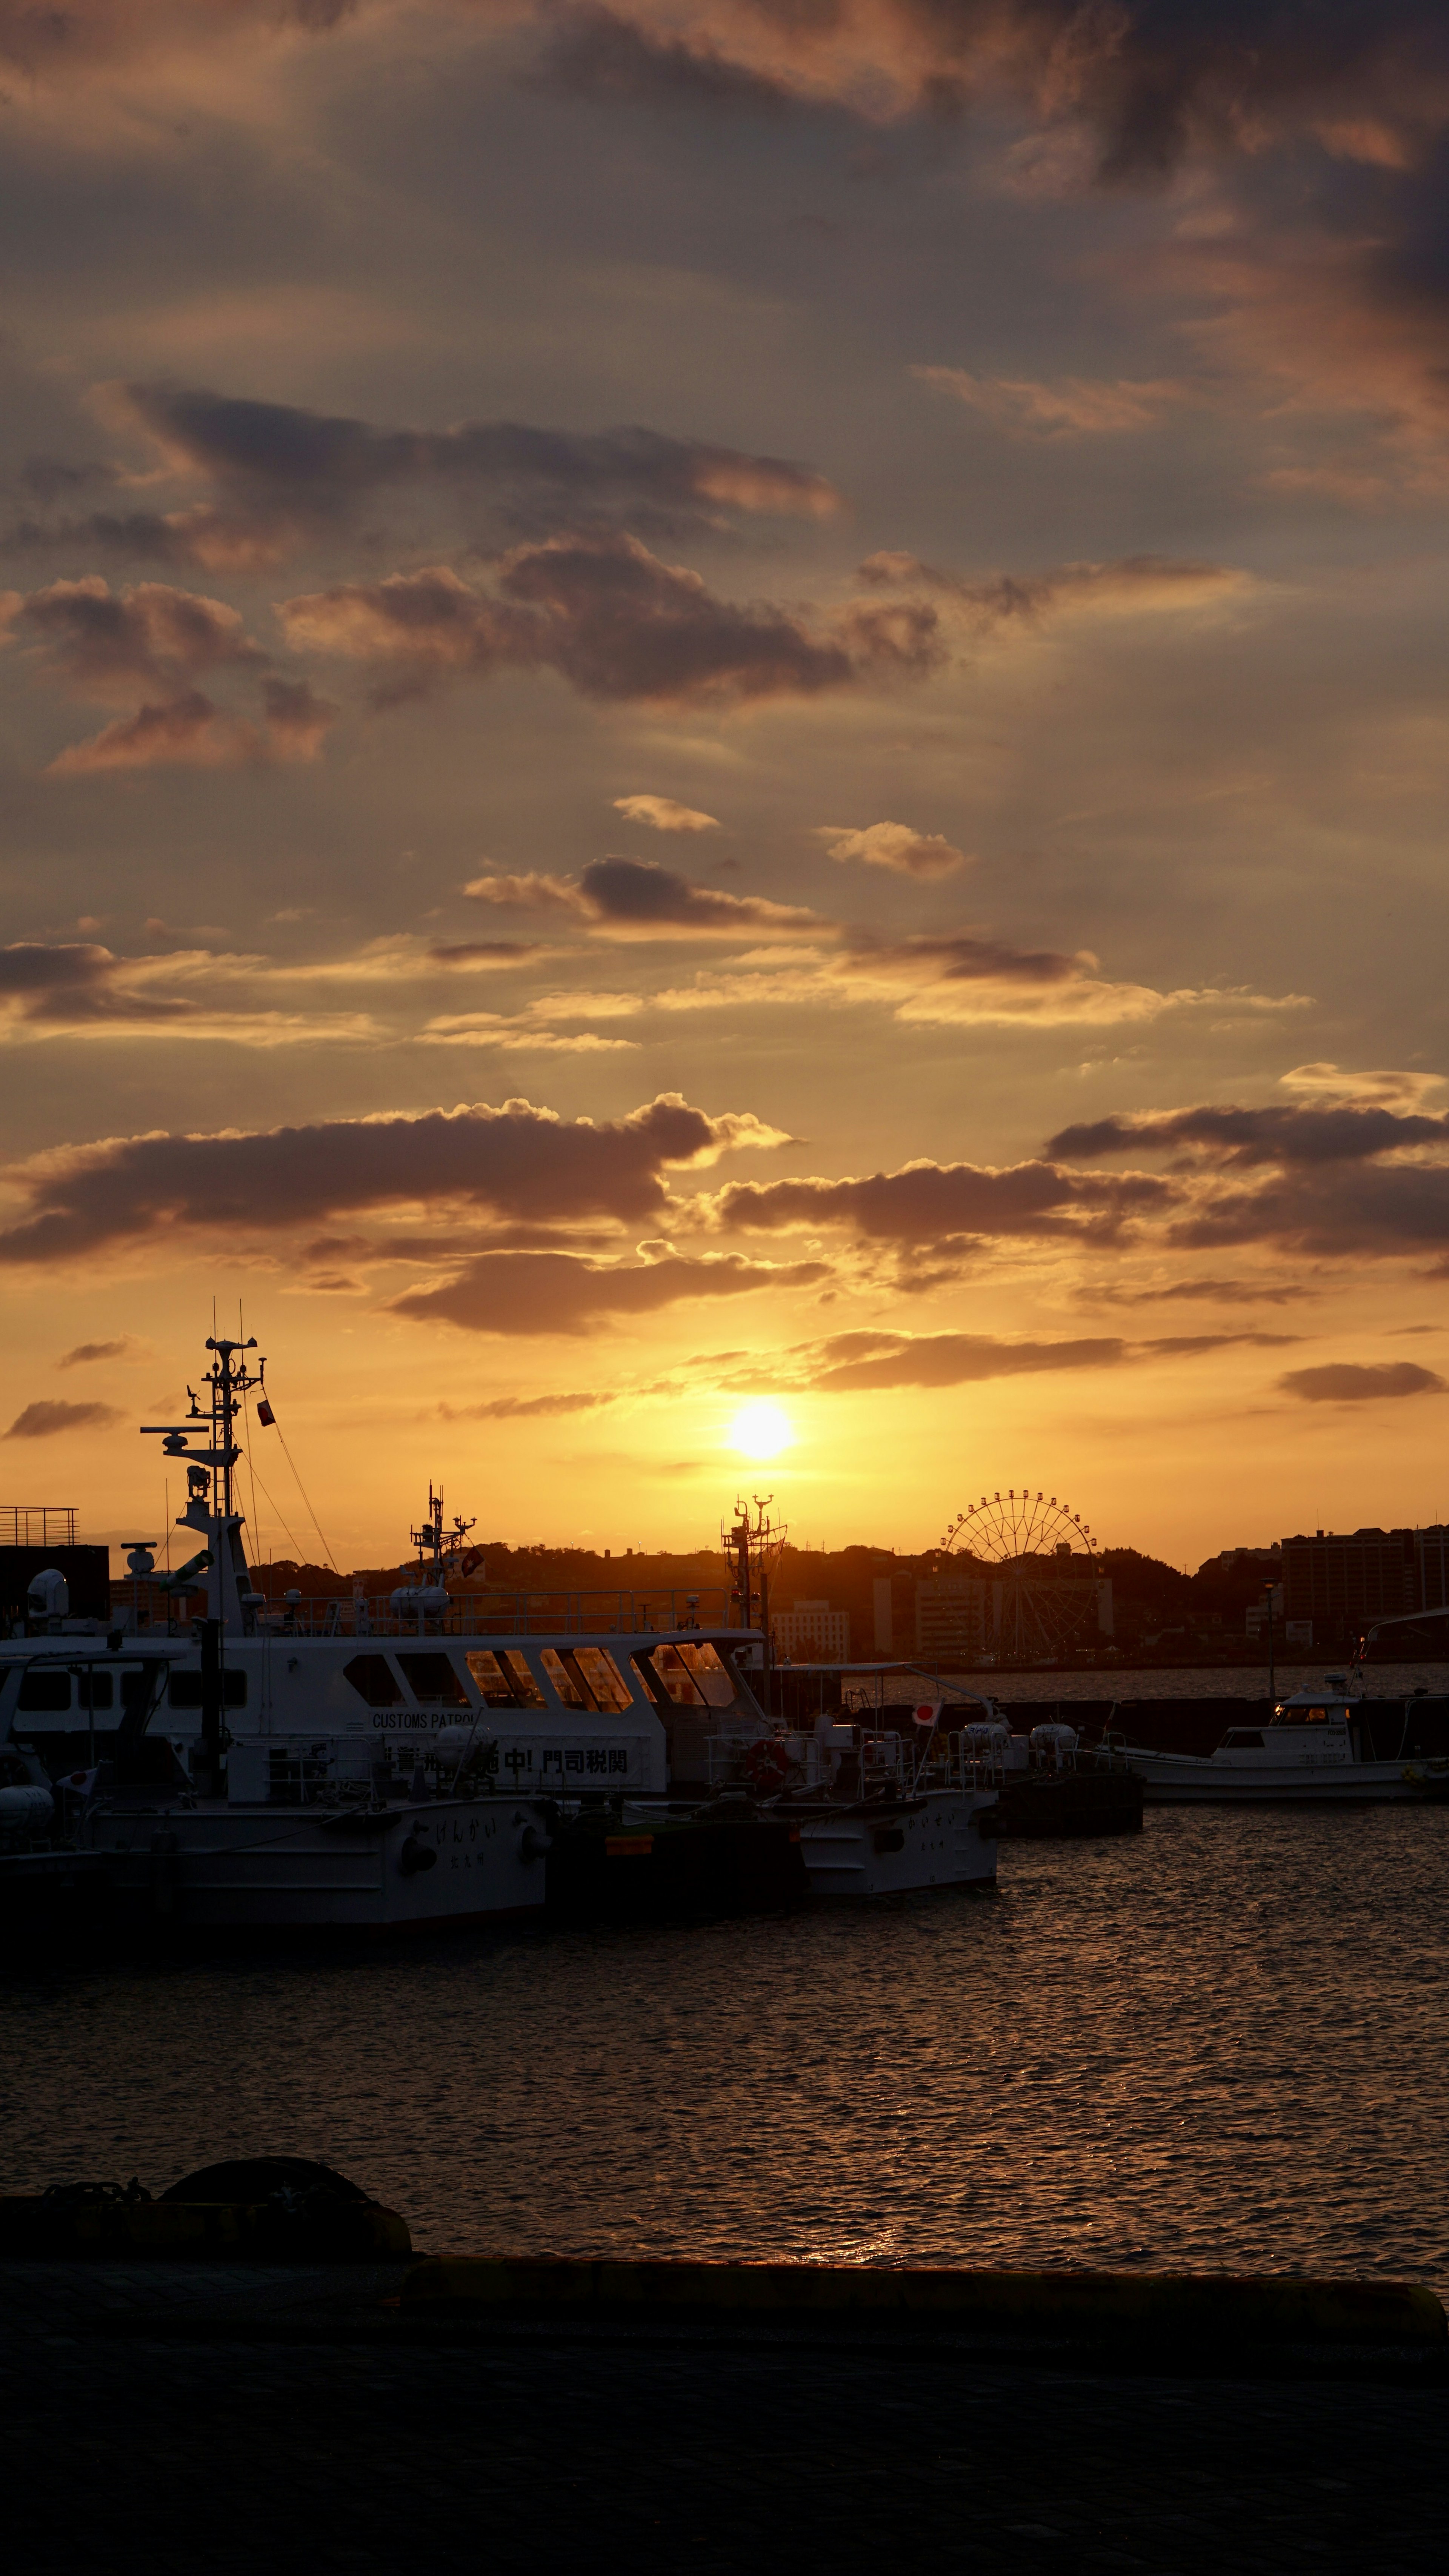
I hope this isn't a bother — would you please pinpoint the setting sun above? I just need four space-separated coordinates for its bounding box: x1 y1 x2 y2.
728 1400 795 1461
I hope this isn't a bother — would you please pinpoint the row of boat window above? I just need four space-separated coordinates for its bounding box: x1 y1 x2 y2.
15 1668 250 1713
10 1639 741 1719
343 1641 739 1714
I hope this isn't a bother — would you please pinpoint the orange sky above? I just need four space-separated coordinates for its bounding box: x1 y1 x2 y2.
4 3 1449 1571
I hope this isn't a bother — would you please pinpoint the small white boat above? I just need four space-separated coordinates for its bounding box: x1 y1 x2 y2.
712 1680 1000 1896
1126 1677 1446 1804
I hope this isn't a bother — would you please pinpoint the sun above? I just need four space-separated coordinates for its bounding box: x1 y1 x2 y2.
728 1399 795 1460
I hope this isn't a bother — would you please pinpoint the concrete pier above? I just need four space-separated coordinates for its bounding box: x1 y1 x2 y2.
3 2259 1443 2573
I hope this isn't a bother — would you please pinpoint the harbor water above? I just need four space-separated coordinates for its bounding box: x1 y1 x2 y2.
5 1803 1447 2299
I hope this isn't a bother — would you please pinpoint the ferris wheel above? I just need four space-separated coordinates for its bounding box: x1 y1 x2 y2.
938 1489 1101 1661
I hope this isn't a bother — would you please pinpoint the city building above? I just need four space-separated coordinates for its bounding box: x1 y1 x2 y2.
914 1572 1112 1662
1279 1525 1449 1648
772 1599 850 1664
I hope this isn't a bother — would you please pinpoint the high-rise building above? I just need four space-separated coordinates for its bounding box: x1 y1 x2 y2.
1279 1526 1449 1644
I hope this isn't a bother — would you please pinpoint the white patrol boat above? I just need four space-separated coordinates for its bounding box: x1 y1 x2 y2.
1124 1676 1449 1805
0 1332 771 1931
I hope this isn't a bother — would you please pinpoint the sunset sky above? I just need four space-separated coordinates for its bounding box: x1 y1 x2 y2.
5 2 1449 1574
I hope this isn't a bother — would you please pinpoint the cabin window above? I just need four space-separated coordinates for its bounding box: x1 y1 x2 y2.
342 1653 403 1708
465 1648 545 1708
540 1647 590 1709
17 1669 70 1712
78 1672 114 1711
501 1651 545 1707
571 1646 634 1712
672 1641 737 1709
1304 1706 1327 1725
637 1645 705 1708
168 1670 248 1709
397 1652 468 1706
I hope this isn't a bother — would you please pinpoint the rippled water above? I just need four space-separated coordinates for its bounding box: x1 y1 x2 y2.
6 1806 1448 2294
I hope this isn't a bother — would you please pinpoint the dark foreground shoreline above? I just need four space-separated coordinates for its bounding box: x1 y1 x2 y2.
5 2261 1443 2575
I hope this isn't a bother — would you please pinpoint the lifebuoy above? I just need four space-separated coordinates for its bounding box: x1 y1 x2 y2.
744 1737 789 1794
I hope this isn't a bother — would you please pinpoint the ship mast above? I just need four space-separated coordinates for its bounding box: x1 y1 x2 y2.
140 1335 267 1634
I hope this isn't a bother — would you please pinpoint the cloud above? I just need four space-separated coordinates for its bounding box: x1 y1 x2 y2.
440 1390 618 1418
786 1325 1293 1394
428 941 547 968
45 685 337 776
856 549 1251 629
1278 1361 1447 1403
1048 1102 1449 1168
58 1336 143 1366
1279 1063 1446 1110
829 932 1216 1029
278 534 943 708
613 794 720 831
913 369 1190 437
1046 1090 1449 1266
2 576 260 700
703 1155 1174 1253
1086 1276 1314 1310
0 1093 789 1266
5 1398 123 1438
815 820 968 880
392 1248 830 1335
648 935 1298 1031
416 1013 639 1051
1 577 336 772
465 856 821 939
526 8 801 120
0 939 383 1050
15 381 841 568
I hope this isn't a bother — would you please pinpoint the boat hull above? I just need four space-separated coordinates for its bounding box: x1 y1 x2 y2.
1129 1752 1424 1805
81 1794 552 1928
791 1789 998 1897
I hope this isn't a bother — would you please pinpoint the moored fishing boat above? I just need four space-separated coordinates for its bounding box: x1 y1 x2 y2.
1124 1676 1444 1803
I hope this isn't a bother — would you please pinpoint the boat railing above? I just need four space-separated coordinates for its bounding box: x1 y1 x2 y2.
108 1583 739 1640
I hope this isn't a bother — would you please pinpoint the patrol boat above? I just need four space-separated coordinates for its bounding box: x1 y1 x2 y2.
1124 1677 1446 1804
0 1333 771 1929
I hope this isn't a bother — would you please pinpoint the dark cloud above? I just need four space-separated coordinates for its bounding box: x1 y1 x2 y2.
838 929 1085 989
0 1094 784 1266
1044 1093 1449 1265
278 534 941 708
393 1249 829 1335
1049 1102 1449 1166
791 1322 1289 1393
1278 1360 1447 1402
0 941 197 1025
0 942 115 999
857 550 1243 618
1088 1274 1315 1308
466 857 820 937
527 8 800 118
2 576 259 700
4 1398 122 1438
58 1337 137 1366
0 578 334 772
9 383 840 567
708 1156 1173 1251
428 941 545 965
